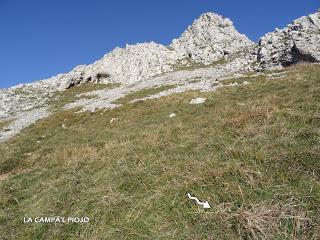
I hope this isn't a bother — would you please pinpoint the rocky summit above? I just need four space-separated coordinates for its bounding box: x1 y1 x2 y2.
0 10 319 141
170 12 254 64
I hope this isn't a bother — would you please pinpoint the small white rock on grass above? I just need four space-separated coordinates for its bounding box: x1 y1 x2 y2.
169 113 176 118
189 98 206 105
110 118 119 123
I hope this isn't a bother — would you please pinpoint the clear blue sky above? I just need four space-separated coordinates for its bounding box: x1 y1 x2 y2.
0 0 318 88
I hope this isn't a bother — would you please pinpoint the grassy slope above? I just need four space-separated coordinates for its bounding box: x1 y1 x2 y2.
49 82 120 110
0 64 319 240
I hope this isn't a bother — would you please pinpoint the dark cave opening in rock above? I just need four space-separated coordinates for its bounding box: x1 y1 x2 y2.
290 44 318 65
96 73 111 81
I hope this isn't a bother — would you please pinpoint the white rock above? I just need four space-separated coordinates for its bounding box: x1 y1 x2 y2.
110 118 118 123
169 113 176 118
189 98 206 105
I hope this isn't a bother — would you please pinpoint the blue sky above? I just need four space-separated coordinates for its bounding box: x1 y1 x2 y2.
0 0 318 88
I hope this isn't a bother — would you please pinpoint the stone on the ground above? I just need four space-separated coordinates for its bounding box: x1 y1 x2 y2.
110 118 119 123
189 98 207 105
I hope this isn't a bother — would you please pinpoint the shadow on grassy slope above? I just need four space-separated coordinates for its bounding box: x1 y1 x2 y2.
0 64 319 239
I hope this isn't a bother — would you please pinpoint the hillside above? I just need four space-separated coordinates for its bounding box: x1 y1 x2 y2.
0 10 320 240
1 64 319 239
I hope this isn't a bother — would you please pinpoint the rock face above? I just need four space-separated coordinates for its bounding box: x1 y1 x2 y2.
170 12 254 65
61 42 178 87
52 12 254 90
257 11 320 70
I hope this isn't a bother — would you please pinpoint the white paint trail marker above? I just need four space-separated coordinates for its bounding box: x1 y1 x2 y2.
187 193 211 209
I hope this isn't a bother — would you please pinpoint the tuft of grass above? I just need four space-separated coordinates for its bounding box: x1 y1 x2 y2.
0 64 319 239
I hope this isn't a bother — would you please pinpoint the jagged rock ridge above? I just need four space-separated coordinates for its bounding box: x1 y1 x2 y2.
257 11 320 70
58 12 254 90
57 10 320 89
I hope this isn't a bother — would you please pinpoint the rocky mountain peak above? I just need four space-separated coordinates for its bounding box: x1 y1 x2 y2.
170 12 254 64
193 12 233 28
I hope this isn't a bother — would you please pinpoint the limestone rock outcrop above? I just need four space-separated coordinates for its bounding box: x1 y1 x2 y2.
257 11 320 70
170 12 254 65
83 42 178 84
54 12 254 90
